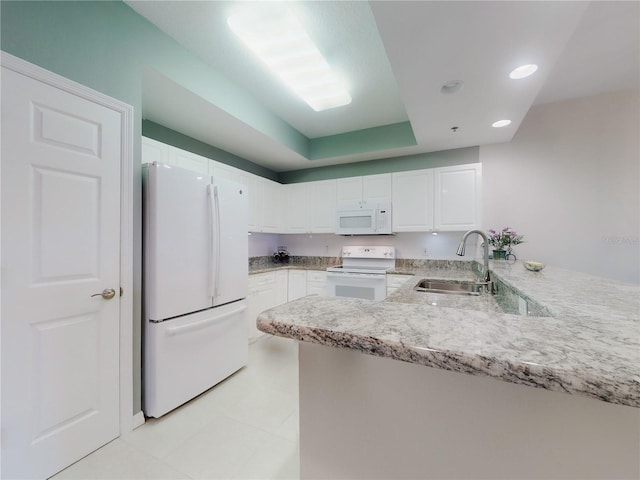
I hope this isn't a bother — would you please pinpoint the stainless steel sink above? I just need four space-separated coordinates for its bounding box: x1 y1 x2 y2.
414 279 491 296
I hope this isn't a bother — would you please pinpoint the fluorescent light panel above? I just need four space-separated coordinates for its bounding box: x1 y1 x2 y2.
228 7 351 112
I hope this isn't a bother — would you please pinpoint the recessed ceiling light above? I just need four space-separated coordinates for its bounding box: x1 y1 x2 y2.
227 7 351 112
509 64 538 79
440 80 463 94
492 119 512 128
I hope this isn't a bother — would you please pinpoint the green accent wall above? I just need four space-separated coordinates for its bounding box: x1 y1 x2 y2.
142 121 279 181
309 122 416 159
280 146 479 183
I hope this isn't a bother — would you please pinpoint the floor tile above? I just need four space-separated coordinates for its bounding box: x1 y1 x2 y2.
52 438 190 480
51 334 300 480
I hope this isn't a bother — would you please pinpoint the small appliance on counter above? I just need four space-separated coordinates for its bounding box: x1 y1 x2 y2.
272 246 290 263
326 246 395 300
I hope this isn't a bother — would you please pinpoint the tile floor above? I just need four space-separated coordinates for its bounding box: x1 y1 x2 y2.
52 335 300 480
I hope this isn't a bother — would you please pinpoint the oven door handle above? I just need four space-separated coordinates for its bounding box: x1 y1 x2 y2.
326 271 387 280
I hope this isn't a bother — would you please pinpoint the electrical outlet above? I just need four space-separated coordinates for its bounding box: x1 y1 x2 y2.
422 248 428 256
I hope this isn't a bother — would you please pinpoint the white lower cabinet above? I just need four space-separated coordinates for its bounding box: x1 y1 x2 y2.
288 270 308 301
307 270 328 296
274 269 288 305
247 272 276 342
386 274 413 296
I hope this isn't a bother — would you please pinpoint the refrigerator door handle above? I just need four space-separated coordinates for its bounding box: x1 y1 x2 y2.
165 305 248 337
213 184 222 300
207 184 216 299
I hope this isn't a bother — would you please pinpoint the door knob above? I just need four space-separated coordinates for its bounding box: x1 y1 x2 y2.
91 288 116 300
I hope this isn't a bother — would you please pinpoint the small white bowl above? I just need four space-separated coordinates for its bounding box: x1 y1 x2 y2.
524 260 545 272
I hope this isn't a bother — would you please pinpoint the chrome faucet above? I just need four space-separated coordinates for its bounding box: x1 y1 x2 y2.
456 229 491 283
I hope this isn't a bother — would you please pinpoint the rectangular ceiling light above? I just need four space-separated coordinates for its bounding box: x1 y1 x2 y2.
227 6 352 112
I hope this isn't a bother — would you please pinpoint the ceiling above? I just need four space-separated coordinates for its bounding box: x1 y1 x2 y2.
126 1 640 173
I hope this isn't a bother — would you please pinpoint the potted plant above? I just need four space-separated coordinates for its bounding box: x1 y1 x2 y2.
487 227 524 260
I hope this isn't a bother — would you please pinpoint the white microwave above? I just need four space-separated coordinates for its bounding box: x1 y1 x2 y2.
335 203 392 235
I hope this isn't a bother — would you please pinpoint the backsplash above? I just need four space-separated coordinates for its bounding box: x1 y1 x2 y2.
248 232 481 260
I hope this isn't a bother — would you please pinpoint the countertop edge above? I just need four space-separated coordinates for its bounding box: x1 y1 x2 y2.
257 311 640 409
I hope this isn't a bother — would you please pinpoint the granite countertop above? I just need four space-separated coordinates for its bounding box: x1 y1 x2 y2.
257 259 640 408
249 255 338 274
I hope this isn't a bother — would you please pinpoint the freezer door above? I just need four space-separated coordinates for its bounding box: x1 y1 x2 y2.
144 300 248 418
144 163 212 320
211 177 248 306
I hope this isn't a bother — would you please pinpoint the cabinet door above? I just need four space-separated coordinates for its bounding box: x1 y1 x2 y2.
262 180 284 233
434 164 482 231
287 270 308 301
246 173 263 233
392 169 434 232
142 137 169 164
336 177 363 205
210 161 247 185
363 173 392 205
275 270 289 305
307 270 328 296
308 180 337 233
247 273 276 342
168 147 209 174
285 183 309 233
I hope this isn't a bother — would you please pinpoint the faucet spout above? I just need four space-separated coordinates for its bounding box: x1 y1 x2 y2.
456 229 491 283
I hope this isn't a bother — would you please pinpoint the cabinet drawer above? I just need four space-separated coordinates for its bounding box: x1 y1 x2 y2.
386 274 413 288
307 270 327 282
248 272 276 288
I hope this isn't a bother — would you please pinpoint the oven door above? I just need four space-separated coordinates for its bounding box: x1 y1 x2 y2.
326 271 387 301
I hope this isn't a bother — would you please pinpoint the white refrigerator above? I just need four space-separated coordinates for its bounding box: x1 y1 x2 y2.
142 162 248 418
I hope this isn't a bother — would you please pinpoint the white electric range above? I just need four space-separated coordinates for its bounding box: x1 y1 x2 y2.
326 246 395 301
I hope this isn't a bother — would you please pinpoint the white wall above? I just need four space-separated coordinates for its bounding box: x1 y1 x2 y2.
481 89 639 284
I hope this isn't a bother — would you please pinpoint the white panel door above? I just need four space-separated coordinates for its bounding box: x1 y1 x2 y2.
1 67 121 479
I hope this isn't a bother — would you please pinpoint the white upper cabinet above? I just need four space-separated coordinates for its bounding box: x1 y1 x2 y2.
141 137 169 164
168 148 209 175
433 163 482 231
392 169 434 232
245 173 263 232
209 160 249 186
308 180 337 233
262 178 284 233
141 137 207 174
285 183 309 233
285 180 337 234
391 163 481 232
336 174 392 206
363 174 392 205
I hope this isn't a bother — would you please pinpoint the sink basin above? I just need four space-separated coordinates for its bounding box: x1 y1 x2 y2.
414 279 490 296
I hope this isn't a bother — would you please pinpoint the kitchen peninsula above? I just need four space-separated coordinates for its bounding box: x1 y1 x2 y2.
257 260 640 479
